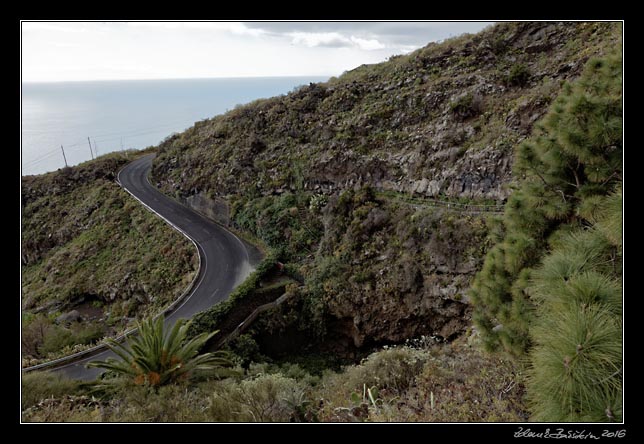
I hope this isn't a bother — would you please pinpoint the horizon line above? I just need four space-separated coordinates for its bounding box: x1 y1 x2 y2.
21 74 335 85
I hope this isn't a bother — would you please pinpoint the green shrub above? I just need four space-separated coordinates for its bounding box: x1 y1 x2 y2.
22 395 103 422
322 347 427 400
449 93 483 120
248 362 320 386
39 327 75 356
21 314 54 359
22 371 84 409
106 383 211 422
506 63 531 87
39 322 105 356
227 334 261 367
232 192 323 261
208 374 308 422
356 347 427 393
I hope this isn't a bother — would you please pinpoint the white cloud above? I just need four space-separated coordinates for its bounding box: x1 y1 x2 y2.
287 31 386 51
22 22 94 33
350 36 386 50
397 44 422 54
50 41 83 48
126 22 223 30
288 32 350 48
244 21 493 46
22 21 118 38
21 21 493 82
225 22 266 37
125 21 266 37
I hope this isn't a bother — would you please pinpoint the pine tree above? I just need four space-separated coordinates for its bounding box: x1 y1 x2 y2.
526 188 622 421
469 52 622 357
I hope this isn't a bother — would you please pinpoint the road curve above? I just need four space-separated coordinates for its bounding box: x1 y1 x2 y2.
47 153 253 380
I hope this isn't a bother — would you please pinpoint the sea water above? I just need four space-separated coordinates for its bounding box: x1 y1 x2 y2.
21 76 328 176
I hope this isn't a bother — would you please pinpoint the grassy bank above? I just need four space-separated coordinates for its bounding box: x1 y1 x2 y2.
22 151 198 366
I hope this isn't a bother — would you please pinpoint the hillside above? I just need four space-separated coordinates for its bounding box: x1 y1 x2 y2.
20 21 622 423
21 152 198 366
152 22 618 201
150 22 621 353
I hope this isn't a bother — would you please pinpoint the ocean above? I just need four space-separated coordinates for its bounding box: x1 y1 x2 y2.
21 76 329 176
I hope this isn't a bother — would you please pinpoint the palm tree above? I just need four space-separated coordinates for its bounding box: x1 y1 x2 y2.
88 317 234 387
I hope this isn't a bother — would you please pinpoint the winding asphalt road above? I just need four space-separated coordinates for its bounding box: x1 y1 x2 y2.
47 153 254 380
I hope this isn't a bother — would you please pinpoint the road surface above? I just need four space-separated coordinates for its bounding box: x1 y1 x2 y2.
48 153 253 380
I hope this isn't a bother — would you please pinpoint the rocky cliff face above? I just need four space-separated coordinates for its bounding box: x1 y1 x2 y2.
181 193 231 226
148 22 620 350
314 191 490 349
151 22 618 202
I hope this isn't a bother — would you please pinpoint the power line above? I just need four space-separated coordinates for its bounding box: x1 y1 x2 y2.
87 119 191 140
22 150 61 168
93 127 183 144
23 147 60 162
21 117 195 173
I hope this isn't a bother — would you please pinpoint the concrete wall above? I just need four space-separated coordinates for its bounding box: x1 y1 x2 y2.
182 192 230 226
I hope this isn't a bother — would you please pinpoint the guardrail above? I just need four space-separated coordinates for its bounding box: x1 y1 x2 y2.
391 195 505 214
214 291 296 349
22 159 203 373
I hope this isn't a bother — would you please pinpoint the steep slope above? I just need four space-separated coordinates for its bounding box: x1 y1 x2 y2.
151 22 621 352
21 152 198 366
152 22 619 201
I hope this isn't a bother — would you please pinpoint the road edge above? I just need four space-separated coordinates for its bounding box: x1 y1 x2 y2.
22 154 204 373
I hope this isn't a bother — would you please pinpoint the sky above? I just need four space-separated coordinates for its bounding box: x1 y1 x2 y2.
21 21 493 83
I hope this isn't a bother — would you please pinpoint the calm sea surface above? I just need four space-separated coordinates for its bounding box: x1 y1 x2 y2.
21 76 328 176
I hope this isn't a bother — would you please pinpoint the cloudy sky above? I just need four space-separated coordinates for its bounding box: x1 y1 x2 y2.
21 21 492 82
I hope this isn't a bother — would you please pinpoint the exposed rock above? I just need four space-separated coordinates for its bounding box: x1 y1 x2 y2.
32 300 61 314
426 180 442 196
333 407 363 423
145 22 619 351
412 178 429 194
153 23 617 205
56 310 81 324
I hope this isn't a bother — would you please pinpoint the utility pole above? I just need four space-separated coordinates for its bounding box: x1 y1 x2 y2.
87 137 94 160
60 145 68 167
94 140 99 157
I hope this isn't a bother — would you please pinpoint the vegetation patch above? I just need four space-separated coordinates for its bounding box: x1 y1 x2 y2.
505 63 531 87
470 53 622 420
88 317 236 387
22 335 527 422
147 22 621 355
21 152 198 366
186 252 296 343
21 22 622 423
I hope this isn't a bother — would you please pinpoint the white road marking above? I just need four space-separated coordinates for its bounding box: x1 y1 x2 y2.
28 154 253 374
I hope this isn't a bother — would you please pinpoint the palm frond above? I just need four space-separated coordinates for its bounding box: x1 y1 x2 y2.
88 317 232 387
